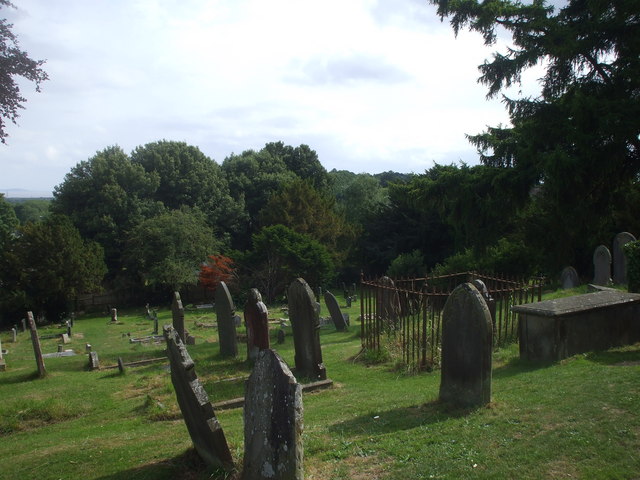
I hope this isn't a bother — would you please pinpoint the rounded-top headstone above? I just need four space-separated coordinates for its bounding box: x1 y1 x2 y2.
560 266 580 289
593 245 612 286
216 281 238 358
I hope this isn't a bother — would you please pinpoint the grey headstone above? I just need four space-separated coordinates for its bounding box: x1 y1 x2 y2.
288 278 327 380
560 266 580 289
117 357 125 373
342 313 350 326
57 344 63 353
593 245 612 286
172 291 186 343
244 289 270 361
27 312 46 377
439 283 493 407
11 327 16 343
85 343 92 353
613 232 636 284
0 338 3 360
323 291 348 331
61 333 70 344
242 349 303 480
233 314 242 327
186 334 196 345
163 325 234 471
88 351 100 370
153 315 159 335
21 318 26 332
277 329 285 344
110 308 118 323
216 281 238 357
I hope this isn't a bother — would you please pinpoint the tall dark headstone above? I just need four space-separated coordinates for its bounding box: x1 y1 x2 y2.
172 291 186 343
21 318 26 332
613 232 636 285
216 281 238 357
27 311 46 378
593 245 612 286
242 349 303 480
163 325 234 472
244 288 270 361
323 290 348 331
288 278 327 380
439 283 492 407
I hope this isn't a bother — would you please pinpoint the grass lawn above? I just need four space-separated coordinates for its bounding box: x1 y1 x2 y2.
0 291 639 480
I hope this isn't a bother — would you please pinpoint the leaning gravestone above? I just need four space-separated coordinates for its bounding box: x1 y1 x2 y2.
88 351 100 370
323 291 348 331
163 325 234 471
439 283 492 407
560 266 580 289
613 232 636 285
244 288 270 361
593 245 612 286
288 278 327 380
377 276 400 330
243 349 303 480
216 281 238 357
172 291 186 343
27 311 47 378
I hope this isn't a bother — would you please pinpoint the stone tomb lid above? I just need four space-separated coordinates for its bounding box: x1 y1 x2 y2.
512 290 640 317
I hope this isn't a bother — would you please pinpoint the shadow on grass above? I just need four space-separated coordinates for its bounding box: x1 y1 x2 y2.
492 355 557 379
328 399 478 437
585 344 640 365
0 370 43 385
94 447 236 480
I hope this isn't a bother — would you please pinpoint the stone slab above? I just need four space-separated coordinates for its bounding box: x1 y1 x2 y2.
512 290 640 317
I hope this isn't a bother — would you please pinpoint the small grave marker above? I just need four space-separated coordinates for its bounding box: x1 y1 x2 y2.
11 327 16 343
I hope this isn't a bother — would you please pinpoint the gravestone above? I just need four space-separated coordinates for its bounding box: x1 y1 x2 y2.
323 291 348 331
216 281 238 357
277 329 285 344
117 357 125 373
288 278 327 380
244 288 270 361
163 325 234 471
153 314 158 335
110 308 118 323
11 327 16 343
66 320 72 337
593 245 612 286
88 351 100 370
61 333 70 344
21 318 26 332
27 311 47 377
172 291 186 343
439 283 492 407
613 232 636 284
242 349 303 480
560 266 580 289
315 286 322 302
0 337 4 372
377 276 400 329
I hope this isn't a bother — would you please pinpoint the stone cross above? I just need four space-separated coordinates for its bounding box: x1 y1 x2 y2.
613 232 636 285
560 266 580 289
172 291 186 343
439 283 492 407
163 325 234 472
242 349 303 480
244 288 270 361
288 278 327 380
323 290 348 331
216 281 238 357
593 245 612 286
27 311 47 378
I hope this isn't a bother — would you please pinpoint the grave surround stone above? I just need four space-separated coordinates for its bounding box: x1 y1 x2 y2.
593 245 612 286
242 349 303 480
163 325 234 471
27 311 46 377
216 281 238 357
613 232 636 285
439 283 493 407
323 291 348 331
244 288 270 361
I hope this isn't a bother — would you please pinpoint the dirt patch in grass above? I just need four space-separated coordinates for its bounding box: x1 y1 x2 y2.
544 458 579 479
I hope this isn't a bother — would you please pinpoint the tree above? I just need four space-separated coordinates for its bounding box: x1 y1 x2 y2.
11 198 50 224
329 170 389 226
199 254 236 293
262 141 331 191
0 192 18 249
0 1 48 143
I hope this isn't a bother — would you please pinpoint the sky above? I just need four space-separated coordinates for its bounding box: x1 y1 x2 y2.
0 0 540 197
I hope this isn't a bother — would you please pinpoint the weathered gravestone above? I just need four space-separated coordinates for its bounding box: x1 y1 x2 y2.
216 281 238 357
163 325 234 471
11 327 16 343
560 266 580 289
0 337 5 371
593 245 612 286
613 232 636 285
172 291 186 343
439 283 492 407
288 278 327 380
21 318 26 332
117 357 125 373
27 311 47 378
110 308 118 323
243 349 303 480
244 288 270 361
88 351 100 370
323 291 348 331
377 276 400 330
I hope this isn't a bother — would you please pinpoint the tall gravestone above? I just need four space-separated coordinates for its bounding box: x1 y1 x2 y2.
163 325 234 471
560 266 580 289
0 337 5 371
172 291 186 343
27 311 47 378
613 232 636 285
593 245 612 286
323 291 348 331
288 278 327 380
244 288 270 361
216 281 238 357
439 283 492 407
242 349 303 480
377 276 400 330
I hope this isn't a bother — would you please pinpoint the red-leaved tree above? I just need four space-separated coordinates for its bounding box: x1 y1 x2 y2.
199 254 235 292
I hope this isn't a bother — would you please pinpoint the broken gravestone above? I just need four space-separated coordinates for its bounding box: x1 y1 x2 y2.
288 278 327 380
172 291 186 343
323 290 348 331
439 283 492 407
244 288 270 361
243 349 303 480
613 232 636 285
593 245 612 286
27 311 47 378
163 325 234 472
216 281 238 357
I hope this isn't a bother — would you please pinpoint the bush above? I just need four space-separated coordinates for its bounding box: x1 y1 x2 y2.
386 250 426 278
623 241 640 292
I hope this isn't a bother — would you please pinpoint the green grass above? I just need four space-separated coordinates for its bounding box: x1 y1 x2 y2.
1 293 639 479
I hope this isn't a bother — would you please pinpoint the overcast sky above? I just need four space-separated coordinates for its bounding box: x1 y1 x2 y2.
0 0 539 197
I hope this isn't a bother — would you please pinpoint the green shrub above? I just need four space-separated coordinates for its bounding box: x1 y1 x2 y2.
623 241 640 292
